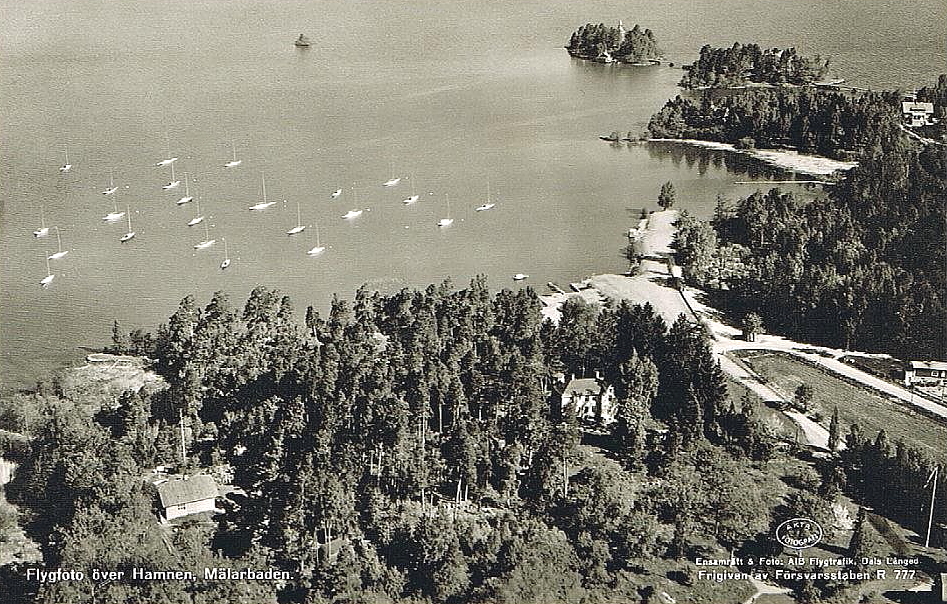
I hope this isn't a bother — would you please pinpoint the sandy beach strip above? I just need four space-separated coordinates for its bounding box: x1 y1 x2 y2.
647 138 858 176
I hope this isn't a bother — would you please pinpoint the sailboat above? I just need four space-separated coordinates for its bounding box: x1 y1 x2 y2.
220 238 231 269
48 227 69 260
177 172 193 205
382 158 400 187
59 147 72 173
307 222 326 255
224 143 242 168
33 207 50 238
402 172 419 204
331 189 342 198
249 173 275 210
476 179 496 212
102 169 118 195
103 191 125 222
156 137 177 166
120 208 136 242
187 196 204 227
194 221 216 250
512 273 529 281
287 200 306 235
162 162 180 190
437 193 453 227
342 184 363 219
40 255 54 288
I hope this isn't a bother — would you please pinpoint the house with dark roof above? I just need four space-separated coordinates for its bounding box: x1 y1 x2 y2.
155 474 218 521
559 376 617 425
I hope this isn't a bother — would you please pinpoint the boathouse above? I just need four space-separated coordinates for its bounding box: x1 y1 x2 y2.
156 474 218 521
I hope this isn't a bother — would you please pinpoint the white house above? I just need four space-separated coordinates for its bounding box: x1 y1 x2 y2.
902 101 935 127
156 474 218 521
904 360 947 387
560 377 617 424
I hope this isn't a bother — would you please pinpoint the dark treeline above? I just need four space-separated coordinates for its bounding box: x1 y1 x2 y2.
917 73 947 137
2 281 790 604
566 22 659 63
648 87 902 159
679 43 830 88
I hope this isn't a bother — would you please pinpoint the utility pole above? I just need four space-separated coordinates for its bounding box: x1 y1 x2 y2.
179 408 187 466
925 465 939 548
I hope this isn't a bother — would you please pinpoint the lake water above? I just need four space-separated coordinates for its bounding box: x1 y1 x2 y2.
1 0 944 389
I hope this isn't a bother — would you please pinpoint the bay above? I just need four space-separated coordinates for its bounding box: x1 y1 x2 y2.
1 0 944 389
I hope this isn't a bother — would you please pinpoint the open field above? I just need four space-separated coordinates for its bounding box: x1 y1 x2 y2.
734 351 947 457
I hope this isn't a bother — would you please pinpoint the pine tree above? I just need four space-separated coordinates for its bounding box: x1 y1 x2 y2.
828 406 840 452
658 181 676 210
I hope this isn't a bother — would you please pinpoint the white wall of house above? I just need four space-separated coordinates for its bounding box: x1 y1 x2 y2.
164 497 216 520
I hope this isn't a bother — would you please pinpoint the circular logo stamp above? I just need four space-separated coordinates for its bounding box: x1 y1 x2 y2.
775 517 823 550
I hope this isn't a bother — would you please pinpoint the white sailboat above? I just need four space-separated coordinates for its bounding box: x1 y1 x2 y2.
162 162 180 190
59 147 72 173
48 227 69 260
40 255 54 288
382 158 400 187
249 173 275 210
331 188 342 198
156 137 177 166
512 273 529 281
437 193 453 227
307 222 326 255
287 200 306 235
224 142 242 168
176 172 193 205
476 179 495 211
103 191 125 222
342 184 363 219
102 169 118 195
402 172 419 204
220 238 231 269
120 208 136 242
187 197 205 227
33 207 50 238
194 221 216 250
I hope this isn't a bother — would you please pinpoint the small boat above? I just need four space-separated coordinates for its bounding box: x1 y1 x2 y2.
220 238 231 269
249 173 275 210
287 200 306 235
59 147 72 173
194 221 216 250
120 208 136 242
187 196 204 227
102 169 118 195
437 193 453 227
40 255 54 288
224 142 242 168
177 172 193 205
402 172 420 204
307 223 325 256
512 273 529 281
162 161 180 190
342 209 363 220
475 180 495 211
383 177 401 187
33 207 50 238
103 193 126 222
294 34 311 48
331 189 342 198
48 226 69 260
156 136 177 166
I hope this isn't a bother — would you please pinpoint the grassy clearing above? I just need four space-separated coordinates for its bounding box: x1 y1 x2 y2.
734 351 947 457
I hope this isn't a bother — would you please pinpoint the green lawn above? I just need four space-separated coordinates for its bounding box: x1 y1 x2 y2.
734 351 947 456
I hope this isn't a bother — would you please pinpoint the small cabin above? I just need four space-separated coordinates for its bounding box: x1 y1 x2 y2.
156 474 218 521
904 360 947 387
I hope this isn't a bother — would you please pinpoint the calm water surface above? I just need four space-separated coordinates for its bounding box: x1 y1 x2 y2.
1 0 944 388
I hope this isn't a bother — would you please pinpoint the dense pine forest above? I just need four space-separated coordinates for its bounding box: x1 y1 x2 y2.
648 87 901 158
4 279 942 603
566 22 660 63
679 43 830 88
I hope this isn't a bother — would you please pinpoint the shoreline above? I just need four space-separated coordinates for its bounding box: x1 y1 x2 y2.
647 138 858 177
